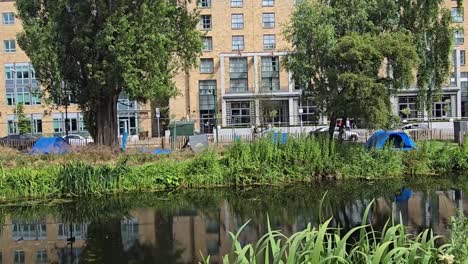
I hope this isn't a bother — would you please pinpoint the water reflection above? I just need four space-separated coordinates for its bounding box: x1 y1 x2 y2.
0 179 466 264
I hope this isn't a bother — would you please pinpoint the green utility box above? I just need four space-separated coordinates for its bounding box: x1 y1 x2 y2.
169 121 195 136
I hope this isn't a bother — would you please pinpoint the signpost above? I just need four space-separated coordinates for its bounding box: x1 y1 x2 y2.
298 108 304 136
155 108 161 138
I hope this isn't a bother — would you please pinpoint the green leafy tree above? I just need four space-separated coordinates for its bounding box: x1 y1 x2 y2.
16 0 203 147
285 0 453 141
16 103 31 134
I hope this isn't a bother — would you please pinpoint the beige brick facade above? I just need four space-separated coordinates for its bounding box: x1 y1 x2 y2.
171 0 468 133
0 0 466 137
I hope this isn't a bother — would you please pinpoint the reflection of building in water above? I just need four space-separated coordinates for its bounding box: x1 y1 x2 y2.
0 215 87 264
372 190 466 237
0 190 464 263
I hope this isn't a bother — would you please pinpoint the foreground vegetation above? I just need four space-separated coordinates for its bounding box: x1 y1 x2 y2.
0 136 467 199
203 205 468 264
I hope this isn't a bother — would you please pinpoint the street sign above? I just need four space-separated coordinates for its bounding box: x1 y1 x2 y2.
155 108 161 118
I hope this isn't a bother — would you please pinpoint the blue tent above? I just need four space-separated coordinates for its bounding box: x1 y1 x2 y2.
395 188 414 203
365 130 416 150
31 137 71 155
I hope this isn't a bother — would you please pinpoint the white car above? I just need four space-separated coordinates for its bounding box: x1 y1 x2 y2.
311 127 359 141
62 134 93 146
401 123 429 131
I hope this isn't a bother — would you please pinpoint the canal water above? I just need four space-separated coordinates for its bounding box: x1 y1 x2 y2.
0 176 466 264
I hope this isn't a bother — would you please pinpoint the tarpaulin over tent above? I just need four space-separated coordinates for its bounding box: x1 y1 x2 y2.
31 137 71 155
365 130 416 150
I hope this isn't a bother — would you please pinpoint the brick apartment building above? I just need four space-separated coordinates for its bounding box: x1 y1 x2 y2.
0 0 466 138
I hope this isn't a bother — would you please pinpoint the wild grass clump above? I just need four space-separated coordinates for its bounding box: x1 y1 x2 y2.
0 166 59 199
183 149 224 187
338 145 404 178
57 160 128 196
126 160 186 190
202 201 456 264
223 136 335 185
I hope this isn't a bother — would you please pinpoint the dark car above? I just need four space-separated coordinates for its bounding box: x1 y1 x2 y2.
0 134 38 150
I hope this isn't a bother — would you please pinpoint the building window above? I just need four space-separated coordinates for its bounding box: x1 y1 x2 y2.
230 101 251 125
2 12 14 25
121 219 139 251
262 13 275 28
232 35 244 50
199 0 211 8
231 14 244 29
261 56 280 91
6 91 41 106
200 58 214 73
57 223 87 239
199 80 217 134
263 34 276 50
32 118 43 134
300 98 319 124
262 0 274 7
52 114 86 134
200 15 212 30
8 120 17 135
4 39 16 53
36 250 48 264
12 221 47 240
229 58 248 93
433 96 451 117
461 72 468 89
203 37 213 51
452 7 463 22
398 96 418 119
14 250 25 264
5 64 36 83
454 29 464 45
461 50 466 65
451 72 457 86
231 0 243 7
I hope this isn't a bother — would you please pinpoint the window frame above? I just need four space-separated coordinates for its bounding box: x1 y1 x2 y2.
262 13 275 28
2 12 14 25
231 0 243 8
263 34 276 50
232 35 245 51
231 14 244 29
200 58 215 74
262 0 274 7
200 15 212 30
3 39 16 53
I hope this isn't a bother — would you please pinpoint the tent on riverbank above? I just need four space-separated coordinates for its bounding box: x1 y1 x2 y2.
31 137 71 155
365 130 416 150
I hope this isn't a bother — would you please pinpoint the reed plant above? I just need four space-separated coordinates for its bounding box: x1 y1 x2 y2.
202 201 461 264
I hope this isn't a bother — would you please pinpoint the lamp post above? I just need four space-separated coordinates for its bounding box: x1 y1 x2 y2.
298 108 304 136
11 64 18 134
61 81 70 142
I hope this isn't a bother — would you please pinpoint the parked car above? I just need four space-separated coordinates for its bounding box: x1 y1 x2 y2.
62 134 93 146
310 127 359 141
0 134 38 150
401 123 429 131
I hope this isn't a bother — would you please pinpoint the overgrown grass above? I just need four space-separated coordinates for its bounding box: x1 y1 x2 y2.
202 202 467 264
0 136 467 200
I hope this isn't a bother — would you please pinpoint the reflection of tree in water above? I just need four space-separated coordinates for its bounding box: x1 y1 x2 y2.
80 212 184 264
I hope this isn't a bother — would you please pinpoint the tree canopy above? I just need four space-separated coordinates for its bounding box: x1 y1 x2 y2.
16 0 203 147
285 0 454 131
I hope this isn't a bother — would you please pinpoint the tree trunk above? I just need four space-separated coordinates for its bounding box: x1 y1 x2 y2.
94 93 119 148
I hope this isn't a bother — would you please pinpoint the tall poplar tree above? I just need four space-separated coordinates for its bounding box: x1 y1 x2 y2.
285 0 454 139
16 0 203 147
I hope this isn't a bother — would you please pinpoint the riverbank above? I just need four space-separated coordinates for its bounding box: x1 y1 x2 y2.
0 136 467 200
